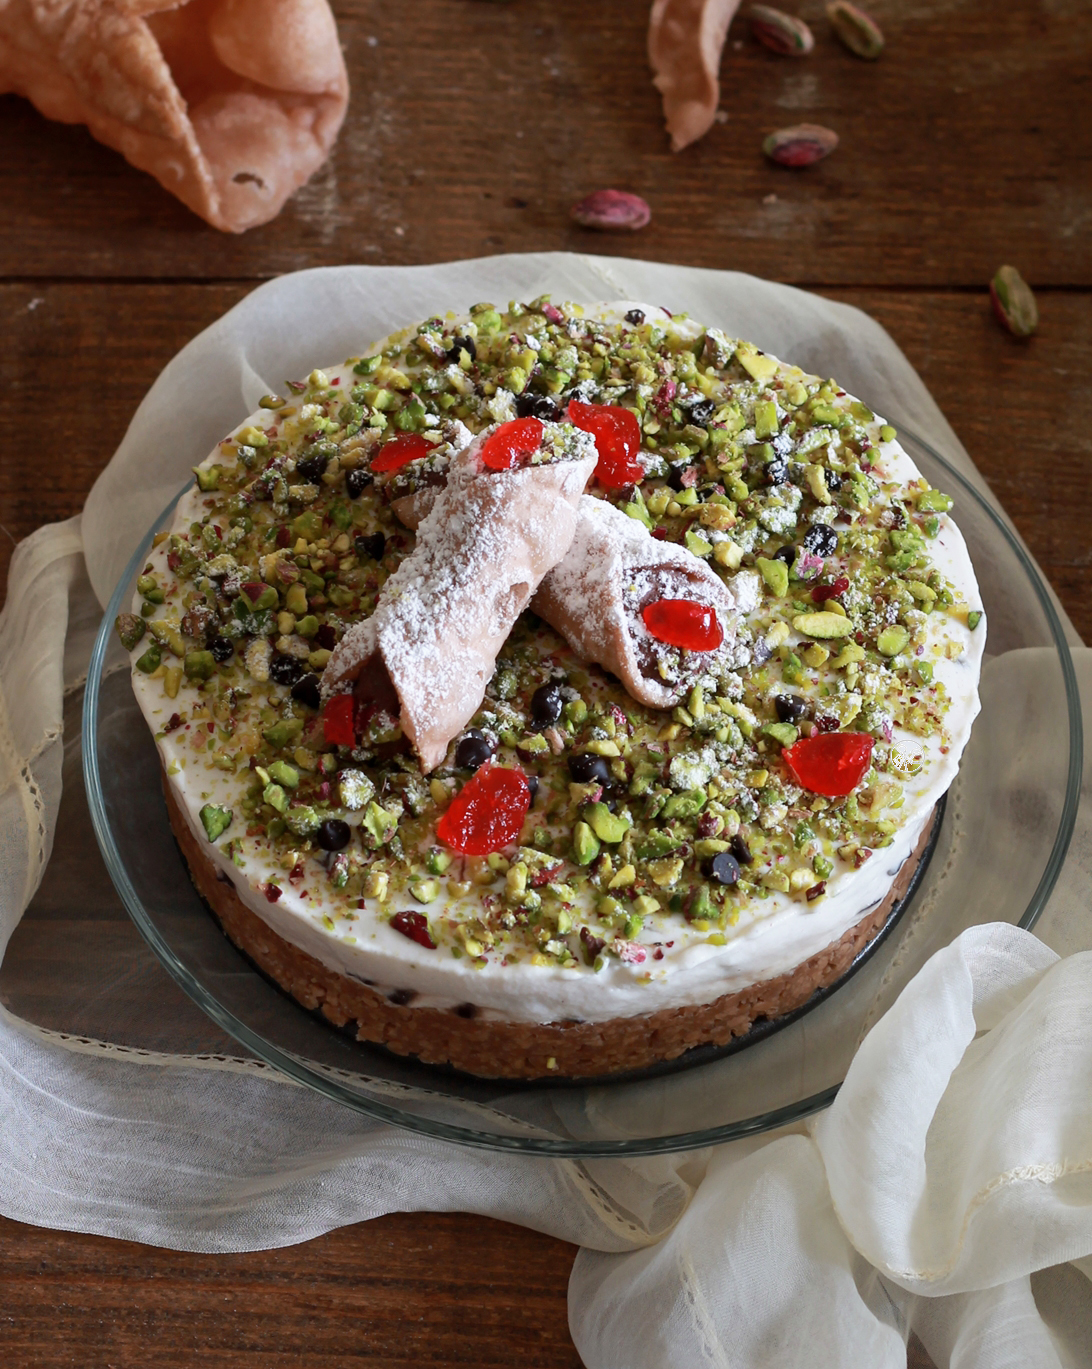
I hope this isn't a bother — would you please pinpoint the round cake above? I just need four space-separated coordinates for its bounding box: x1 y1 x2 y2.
120 299 985 1080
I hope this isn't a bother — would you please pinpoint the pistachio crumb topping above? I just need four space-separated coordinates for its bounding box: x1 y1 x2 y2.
124 300 978 975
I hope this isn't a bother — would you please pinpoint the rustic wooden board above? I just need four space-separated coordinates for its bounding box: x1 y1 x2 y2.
0 1 1088 1362
0 0 1087 285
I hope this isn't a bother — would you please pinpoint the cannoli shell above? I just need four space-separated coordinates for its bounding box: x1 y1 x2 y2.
648 0 741 152
324 441 598 774
0 0 348 233
532 496 754 709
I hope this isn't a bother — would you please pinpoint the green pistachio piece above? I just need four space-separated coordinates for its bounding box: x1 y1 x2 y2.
990 265 1039 338
916 489 953 514
662 788 707 819
338 770 376 810
362 801 398 847
135 644 162 673
296 615 320 639
826 1 884 59
352 354 382 376
410 878 441 905
637 830 684 860
756 556 790 598
114 613 146 651
763 722 799 747
685 530 713 558
792 611 855 639
183 650 216 681
199 804 233 841
285 806 321 836
585 803 631 844
266 760 299 789
967 610 983 630
754 399 779 438
427 849 453 875
262 718 305 749
572 821 601 866
284 583 309 616
877 625 910 656
737 347 778 382
263 783 288 814
694 838 731 858
813 854 834 879
193 465 220 492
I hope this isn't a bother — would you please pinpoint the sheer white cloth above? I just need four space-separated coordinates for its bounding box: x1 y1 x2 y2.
2 255 1090 1368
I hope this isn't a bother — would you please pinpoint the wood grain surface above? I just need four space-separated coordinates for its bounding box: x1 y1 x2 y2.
0 0 1088 1365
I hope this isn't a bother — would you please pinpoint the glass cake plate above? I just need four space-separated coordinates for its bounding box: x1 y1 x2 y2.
84 429 1083 1156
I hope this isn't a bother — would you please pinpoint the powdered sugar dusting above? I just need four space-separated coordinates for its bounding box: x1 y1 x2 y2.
533 497 754 708
324 427 598 771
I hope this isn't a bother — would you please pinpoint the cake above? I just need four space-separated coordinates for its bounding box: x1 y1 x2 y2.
119 299 985 1080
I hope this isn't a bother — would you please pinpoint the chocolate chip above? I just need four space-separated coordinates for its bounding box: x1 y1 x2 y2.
447 335 476 364
774 694 808 723
296 452 328 482
269 653 304 686
454 729 494 770
346 468 373 499
729 834 753 865
568 752 612 785
209 636 234 662
515 392 561 422
316 819 351 851
624 308 645 325
355 532 386 561
803 524 838 557
290 673 321 709
529 681 563 729
709 852 741 886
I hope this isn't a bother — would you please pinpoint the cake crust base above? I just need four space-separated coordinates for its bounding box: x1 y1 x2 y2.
165 778 935 1081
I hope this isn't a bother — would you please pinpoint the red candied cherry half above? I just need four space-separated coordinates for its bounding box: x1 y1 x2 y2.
480 417 544 471
567 400 644 489
436 764 531 855
322 694 356 747
782 732 874 799
642 598 724 652
371 432 433 473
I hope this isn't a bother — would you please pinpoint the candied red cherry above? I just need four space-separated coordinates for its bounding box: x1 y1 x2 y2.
480 417 543 471
642 598 724 652
782 732 874 798
371 433 432 473
322 694 355 747
567 399 644 489
436 764 531 855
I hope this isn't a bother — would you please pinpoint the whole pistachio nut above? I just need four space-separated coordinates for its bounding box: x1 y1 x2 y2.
751 5 815 56
990 265 1039 338
763 123 839 167
827 2 884 59
570 189 651 231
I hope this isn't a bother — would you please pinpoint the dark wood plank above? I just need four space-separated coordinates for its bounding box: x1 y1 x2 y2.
0 0 1087 286
3 284 1088 641
0 1211 583 1367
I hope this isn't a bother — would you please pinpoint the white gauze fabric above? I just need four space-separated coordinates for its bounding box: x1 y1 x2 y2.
1 255 1091 1369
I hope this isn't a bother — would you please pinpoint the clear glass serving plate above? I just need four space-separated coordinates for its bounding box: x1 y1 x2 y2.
84 430 1083 1156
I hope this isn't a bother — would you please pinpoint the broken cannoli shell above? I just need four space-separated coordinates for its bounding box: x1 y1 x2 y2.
648 0 741 152
0 0 348 233
322 424 598 774
532 496 758 709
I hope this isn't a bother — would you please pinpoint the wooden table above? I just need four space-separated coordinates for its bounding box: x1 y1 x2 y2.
0 2 1088 1364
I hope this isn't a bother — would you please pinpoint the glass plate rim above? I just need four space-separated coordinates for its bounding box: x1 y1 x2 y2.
82 428 1084 1157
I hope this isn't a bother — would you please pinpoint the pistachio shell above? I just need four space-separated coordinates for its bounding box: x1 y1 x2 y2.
750 5 815 57
826 1 884 59
990 265 1039 338
762 123 839 167
570 189 651 232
